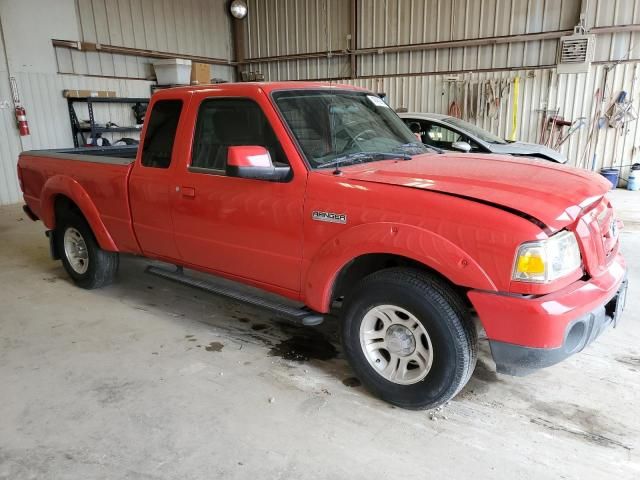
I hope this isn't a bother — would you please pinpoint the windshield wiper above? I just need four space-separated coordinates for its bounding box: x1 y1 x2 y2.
318 151 410 169
394 142 444 155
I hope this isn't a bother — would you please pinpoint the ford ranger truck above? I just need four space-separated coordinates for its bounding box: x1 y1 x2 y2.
17 82 628 410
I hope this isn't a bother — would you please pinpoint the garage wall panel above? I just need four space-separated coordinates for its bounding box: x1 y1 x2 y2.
1 0 235 205
589 0 640 63
14 73 153 154
243 0 640 181
0 22 24 205
243 0 639 77
246 0 350 58
356 0 581 77
56 0 234 80
344 62 640 181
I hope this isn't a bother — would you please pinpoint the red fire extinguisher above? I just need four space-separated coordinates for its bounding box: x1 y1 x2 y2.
15 105 30 136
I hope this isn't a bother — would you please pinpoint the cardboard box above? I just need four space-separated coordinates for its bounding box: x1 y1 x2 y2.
191 63 211 85
63 89 116 98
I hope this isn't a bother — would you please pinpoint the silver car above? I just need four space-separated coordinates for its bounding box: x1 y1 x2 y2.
399 112 567 163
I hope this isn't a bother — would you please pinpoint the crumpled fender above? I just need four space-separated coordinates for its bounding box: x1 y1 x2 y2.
302 222 496 312
40 175 117 251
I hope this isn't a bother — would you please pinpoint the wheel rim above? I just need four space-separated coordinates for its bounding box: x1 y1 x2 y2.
359 305 433 385
63 227 89 274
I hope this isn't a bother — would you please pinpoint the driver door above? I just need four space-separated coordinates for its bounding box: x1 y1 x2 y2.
170 96 306 294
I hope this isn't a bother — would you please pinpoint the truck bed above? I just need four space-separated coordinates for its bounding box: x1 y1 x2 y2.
26 145 139 163
18 146 140 253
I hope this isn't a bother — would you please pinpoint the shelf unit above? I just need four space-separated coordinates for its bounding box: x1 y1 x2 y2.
67 96 149 147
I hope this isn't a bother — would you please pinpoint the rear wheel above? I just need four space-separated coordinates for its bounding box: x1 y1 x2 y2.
56 213 119 289
341 268 477 410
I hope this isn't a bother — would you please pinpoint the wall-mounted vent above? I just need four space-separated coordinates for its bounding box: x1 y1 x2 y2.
557 31 595 74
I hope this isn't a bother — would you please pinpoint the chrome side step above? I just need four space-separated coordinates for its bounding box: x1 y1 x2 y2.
145 265 324 326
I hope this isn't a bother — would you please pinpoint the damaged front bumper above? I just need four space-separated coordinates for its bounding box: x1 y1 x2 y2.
468 253 627 376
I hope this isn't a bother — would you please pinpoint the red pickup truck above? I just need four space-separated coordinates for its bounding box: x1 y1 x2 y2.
18 82 627 409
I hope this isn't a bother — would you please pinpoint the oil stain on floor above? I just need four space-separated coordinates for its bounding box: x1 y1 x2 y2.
268 330 338 362
342 377 361 387
205 341 224 352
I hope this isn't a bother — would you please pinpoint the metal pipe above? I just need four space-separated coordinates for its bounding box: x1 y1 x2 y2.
51 23 640 71
239 24 640 65
350 0 357 79
51 39 236 66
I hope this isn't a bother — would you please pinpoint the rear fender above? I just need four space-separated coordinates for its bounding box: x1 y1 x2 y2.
40 175 118 251
302 222 496 312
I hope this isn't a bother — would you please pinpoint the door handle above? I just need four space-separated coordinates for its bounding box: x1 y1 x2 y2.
181 186 196 198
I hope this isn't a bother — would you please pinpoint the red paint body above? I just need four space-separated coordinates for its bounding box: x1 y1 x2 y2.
17 82 626 350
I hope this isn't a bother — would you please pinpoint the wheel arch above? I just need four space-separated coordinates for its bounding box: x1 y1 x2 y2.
41 176 117 251
302 222 496 313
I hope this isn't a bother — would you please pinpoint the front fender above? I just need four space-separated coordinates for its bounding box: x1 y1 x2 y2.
302 222 496 312
40 175 118 251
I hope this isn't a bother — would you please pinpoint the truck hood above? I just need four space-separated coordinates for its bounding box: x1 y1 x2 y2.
328 153 610 232
487 141 567 164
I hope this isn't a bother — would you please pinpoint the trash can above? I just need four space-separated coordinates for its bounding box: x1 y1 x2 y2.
628 166 639 191
600 168 620 190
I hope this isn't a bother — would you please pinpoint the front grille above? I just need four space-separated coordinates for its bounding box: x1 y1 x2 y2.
582 198 619 270
595 203 618 260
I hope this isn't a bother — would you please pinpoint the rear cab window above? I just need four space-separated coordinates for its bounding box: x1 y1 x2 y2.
141 100 183 168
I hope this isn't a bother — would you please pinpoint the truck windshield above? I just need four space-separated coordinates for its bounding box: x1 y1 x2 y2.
273 90 430 169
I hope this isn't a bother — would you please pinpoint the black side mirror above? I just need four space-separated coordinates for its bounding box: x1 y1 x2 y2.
226 146 291 182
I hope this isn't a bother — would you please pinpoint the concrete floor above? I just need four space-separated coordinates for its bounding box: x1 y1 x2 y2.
1 190 639 480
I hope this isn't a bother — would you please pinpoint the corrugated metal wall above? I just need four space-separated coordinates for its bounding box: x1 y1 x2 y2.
0 20 23 205
16 73 153 152
356 0 579 75
56 0 235 82
0 0 235 205
344 62 640 175
242 0 640 183
245 0 640 76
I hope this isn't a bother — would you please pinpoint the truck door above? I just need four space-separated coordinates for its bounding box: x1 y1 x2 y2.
129 99 183 260
171 96 306 294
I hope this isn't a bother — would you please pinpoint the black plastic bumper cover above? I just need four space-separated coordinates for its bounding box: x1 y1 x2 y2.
490 278 628 376
22 204 39 221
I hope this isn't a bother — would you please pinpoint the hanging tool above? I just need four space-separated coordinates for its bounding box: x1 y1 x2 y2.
605 91 638 129
554 117 586 149
509 77 520 141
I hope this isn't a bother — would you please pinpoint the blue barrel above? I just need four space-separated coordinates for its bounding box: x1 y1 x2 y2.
628 169 639 191
600 168 620 189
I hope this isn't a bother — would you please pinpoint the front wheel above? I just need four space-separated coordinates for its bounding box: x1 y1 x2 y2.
341 268 477 410
56 213 119 289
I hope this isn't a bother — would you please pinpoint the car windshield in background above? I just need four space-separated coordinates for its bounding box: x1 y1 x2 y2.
273 90 430 169
441 117 507 144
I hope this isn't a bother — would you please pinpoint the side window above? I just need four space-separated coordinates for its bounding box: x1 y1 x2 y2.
423 122 462 150
141 100 183 168
191 98 288 171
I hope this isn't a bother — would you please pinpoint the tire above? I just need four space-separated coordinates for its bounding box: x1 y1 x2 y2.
55 211 119 289
341 267 477 410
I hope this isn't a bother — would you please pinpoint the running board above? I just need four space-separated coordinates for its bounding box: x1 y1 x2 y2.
145 265 324 326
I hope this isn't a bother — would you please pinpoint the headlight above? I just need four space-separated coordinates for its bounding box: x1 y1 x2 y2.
512 230 582 283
